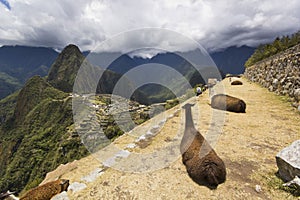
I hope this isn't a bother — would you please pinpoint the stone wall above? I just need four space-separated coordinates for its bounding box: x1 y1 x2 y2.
244 44 300 109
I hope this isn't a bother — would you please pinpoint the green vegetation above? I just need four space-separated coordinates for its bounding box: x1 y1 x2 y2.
0 72 22 99
265 172 300 197
139 84 177 104
14 76 68 123
0 91 19 125
245 31 300 67
105 125 124 140
165 99 179 110
47 44 84 92
0 76 89 194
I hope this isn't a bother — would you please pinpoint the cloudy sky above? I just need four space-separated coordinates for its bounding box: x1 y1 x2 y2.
1 0 300 53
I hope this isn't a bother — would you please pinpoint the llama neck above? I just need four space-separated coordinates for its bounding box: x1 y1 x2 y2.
185 107 195 130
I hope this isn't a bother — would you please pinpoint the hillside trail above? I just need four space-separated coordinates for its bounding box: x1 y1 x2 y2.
44 77 300 200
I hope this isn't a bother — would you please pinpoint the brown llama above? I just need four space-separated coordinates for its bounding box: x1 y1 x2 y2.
180 103 226 189
20 179 69 200
231 80 243 85
211 94 246 113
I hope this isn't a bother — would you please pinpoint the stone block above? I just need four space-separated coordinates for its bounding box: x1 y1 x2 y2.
276 140 300 182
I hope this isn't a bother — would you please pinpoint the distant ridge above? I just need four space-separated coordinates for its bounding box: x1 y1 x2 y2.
0 44 255 100
0 45 58 81
0 45 58 99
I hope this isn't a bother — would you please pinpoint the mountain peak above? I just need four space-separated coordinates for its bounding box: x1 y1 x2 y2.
61 44 82 54
47 44 84 92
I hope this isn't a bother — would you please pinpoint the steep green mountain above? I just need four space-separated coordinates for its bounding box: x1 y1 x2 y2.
46 44 132 96
0 44 147 194
14 76 67 123
47 44 84 93
0 75 89 194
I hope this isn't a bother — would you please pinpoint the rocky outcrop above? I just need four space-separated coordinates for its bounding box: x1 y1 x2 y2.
245 44 300 109
276 140 300 182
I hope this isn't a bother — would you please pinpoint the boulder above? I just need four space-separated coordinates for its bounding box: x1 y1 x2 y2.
276 140 300 182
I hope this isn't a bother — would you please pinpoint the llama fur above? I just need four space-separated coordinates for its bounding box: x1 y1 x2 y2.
180 103 226 189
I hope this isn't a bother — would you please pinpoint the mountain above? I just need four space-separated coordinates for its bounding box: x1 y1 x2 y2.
47 45 85 92
14 76 67 123
0 44 156 194
0 45 254 101
0 45 105 194
0 75 89 194
46 45 138 104
0 44 120 194
210 45 255 74
0 45 58 81
0 45 59 98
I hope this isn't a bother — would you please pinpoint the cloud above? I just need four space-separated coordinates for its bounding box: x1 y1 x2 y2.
0 0 11 10
0 0 300 53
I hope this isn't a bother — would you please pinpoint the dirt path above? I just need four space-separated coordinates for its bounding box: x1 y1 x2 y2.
46 77 300 200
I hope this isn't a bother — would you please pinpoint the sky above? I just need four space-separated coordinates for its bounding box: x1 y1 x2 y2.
1 0 300 54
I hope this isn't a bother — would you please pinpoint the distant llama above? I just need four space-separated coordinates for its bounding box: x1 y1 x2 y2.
231 80 243 85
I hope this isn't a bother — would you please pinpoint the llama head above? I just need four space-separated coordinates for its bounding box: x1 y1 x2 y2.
59 179 69 192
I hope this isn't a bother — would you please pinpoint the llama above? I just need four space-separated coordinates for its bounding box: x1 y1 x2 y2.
19 179 69 200
231 80 243 85
180 103 226 189
211 94 246 113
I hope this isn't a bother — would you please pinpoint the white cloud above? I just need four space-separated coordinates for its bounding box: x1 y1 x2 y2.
1 0 300 52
